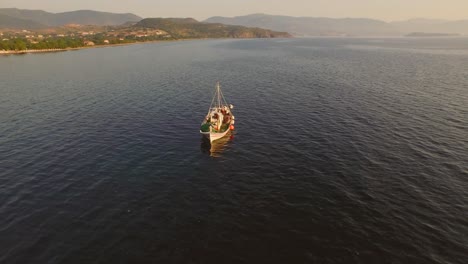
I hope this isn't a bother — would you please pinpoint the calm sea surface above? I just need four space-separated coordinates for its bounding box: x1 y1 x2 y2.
0 38 467 264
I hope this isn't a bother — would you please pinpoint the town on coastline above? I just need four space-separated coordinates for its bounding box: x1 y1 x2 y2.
0 25 175 54
0 18 291 54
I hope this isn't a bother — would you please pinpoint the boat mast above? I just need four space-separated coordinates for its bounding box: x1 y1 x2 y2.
217 82 221 108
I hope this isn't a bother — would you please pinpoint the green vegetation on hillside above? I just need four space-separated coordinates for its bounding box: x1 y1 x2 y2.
135 18 291 38
0 37 84 50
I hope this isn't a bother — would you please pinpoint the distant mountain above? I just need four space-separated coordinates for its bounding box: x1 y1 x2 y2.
0 8 54 27
391 18 468 34
0 8 142 28
53 10 142 26
205 14 398 36
135 18 292 38
205 14 468 36
0 13 46 29
440 20 468 34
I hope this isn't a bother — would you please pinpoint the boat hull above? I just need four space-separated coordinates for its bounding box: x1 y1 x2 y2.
200 121 233 143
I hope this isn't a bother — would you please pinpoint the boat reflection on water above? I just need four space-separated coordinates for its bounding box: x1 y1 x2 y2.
200 133 234 157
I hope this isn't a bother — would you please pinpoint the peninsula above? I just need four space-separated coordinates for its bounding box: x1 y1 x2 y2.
0 9 291 54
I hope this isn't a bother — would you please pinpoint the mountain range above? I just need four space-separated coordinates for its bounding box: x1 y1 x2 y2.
1 9 468 36
0 8 142 28
205 14 468 36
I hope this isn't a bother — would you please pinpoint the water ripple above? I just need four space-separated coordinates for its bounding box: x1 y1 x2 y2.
0 38 467 264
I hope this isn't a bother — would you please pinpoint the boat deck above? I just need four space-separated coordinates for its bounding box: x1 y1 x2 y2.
200 123 230 133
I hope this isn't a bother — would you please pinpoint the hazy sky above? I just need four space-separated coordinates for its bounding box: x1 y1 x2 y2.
3 0 468 21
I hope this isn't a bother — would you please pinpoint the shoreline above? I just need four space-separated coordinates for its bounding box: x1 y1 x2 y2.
0 37 282 55
0 39 194 55
0 37 294 55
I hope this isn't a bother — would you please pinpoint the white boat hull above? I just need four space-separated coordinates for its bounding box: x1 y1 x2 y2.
201 130 230 142
200 124 232 143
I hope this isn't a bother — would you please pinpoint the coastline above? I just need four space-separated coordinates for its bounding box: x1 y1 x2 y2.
0 36 386 55
0 37 283 55
0 39 188 55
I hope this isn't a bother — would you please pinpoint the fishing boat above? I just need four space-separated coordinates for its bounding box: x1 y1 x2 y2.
200 82 235 143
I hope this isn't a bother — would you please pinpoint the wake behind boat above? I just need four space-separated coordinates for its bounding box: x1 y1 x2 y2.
200 82 235 143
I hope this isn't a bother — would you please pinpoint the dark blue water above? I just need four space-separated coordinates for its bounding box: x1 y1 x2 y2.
1 38 467 264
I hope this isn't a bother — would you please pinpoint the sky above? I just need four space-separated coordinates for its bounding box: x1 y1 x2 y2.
2 0 468 21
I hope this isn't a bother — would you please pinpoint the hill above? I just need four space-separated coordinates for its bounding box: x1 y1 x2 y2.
134 18 292 38
0 8 142 28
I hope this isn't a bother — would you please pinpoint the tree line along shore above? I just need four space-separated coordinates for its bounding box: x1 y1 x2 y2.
0 33 176 53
